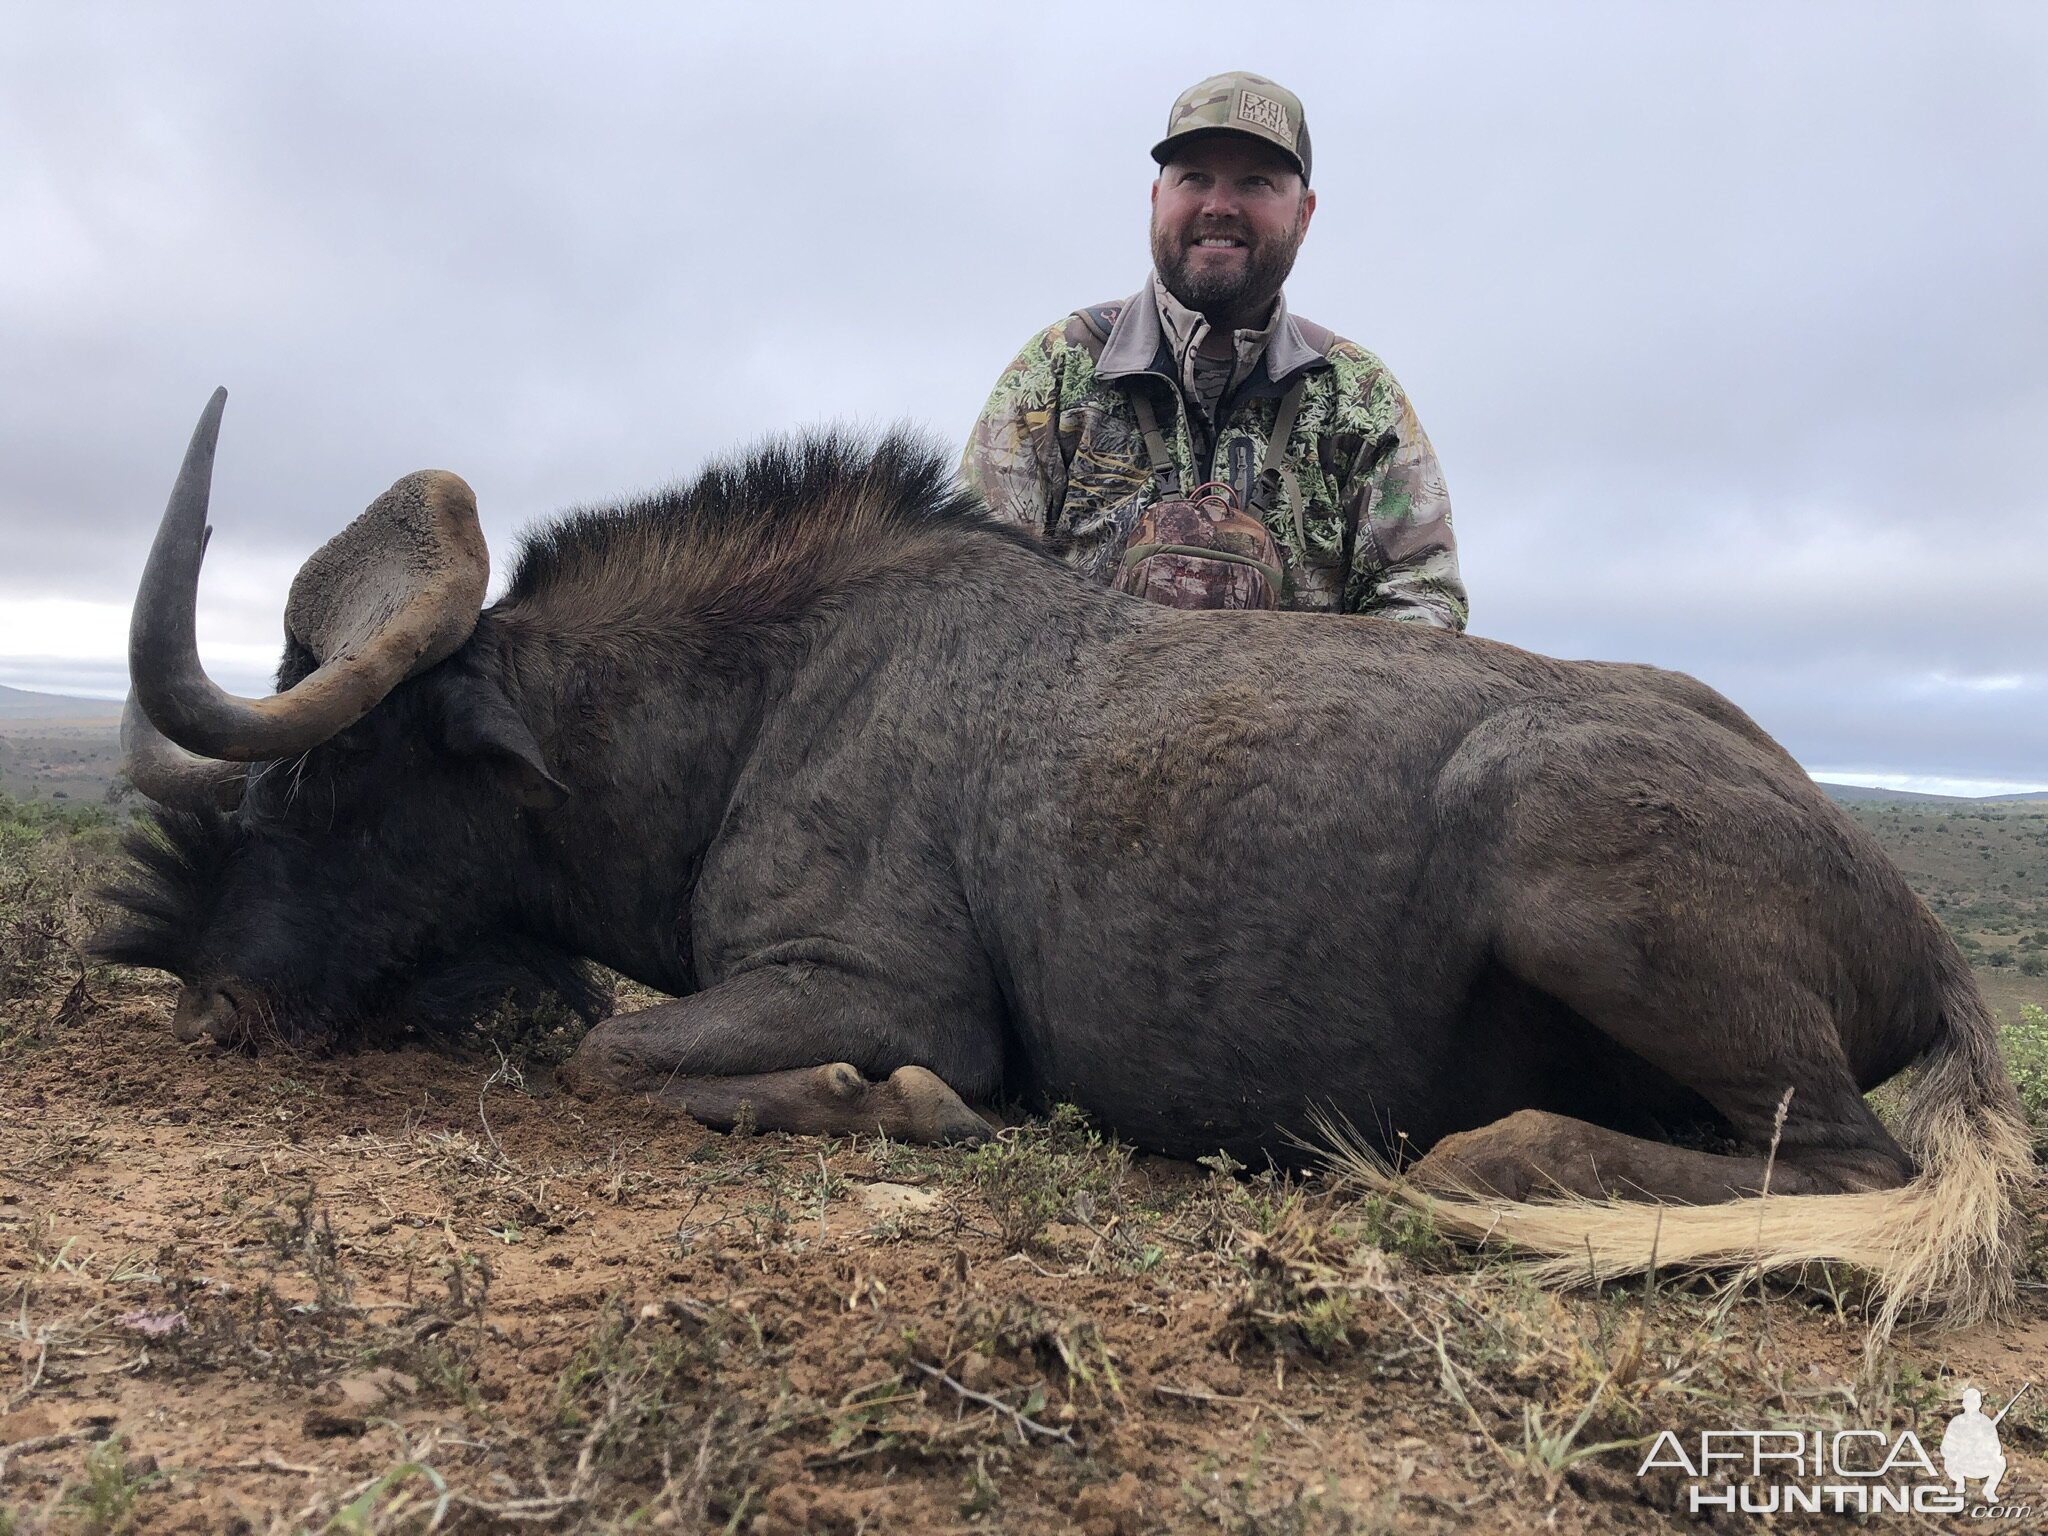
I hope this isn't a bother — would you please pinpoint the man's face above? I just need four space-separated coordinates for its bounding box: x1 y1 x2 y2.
1150 134 1316 323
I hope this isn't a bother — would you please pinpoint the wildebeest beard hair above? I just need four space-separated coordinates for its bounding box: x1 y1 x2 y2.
93 807 244 980
92 808 612 1050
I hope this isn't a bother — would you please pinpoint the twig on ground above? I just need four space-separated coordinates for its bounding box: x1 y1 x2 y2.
223 1453 327 1476
1151 1383 1248 1405
478 1048 524 1170
444 1490 585 1524
5 1334 49 1411
0 1430 90 1484
908 1359 1078 1447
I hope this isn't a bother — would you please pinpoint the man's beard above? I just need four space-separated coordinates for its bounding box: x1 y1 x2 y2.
1151 213 1306 325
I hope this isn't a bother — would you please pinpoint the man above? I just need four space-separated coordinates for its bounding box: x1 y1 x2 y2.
962 72 1466 628
1940 1387 2008 1500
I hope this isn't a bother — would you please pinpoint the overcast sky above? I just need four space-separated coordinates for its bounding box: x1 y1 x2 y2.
3 2 2043 794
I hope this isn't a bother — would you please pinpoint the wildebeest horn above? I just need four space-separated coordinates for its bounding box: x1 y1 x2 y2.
120 692 248 810
127 388 490 762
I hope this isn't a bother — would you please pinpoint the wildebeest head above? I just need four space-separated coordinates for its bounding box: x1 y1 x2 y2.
96 391 607 1048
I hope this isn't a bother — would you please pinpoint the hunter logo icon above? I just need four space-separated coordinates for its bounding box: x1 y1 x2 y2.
1235 89 1296 145
1942 1384 2027 1501
1635 1380 2034 1516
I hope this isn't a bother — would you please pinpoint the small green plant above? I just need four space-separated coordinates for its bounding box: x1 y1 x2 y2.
1353 1188 1453 1265
958 1454 1001 1517
319 1460 451 1533
2004 1004 2048 1142
795 1149 847 1209
58 1434 157 1535
1431 1327 1641 1503
1224 1191 1396 1358
471 984 600 1072
547 1297 768 1526
963 1104 1131 1252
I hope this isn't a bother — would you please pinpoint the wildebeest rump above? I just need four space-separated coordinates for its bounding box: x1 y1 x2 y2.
103 391 2031 1331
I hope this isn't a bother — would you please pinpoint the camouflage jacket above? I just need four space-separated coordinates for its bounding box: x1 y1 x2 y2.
961 276 1467 628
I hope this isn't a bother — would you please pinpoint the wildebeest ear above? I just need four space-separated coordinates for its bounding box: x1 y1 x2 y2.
436 674 569 812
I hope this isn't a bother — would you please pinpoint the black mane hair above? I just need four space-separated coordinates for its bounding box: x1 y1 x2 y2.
491 429 1043 642
92 808 243 978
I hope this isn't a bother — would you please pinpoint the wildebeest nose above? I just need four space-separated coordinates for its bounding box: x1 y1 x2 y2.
171 982 244 1044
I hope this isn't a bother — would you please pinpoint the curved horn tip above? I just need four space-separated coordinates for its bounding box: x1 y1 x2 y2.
192 385 228 450
163 389 228 520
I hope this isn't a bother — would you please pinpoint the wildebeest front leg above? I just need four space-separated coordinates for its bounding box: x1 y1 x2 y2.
555 967 994 1144
593 1060 988 1144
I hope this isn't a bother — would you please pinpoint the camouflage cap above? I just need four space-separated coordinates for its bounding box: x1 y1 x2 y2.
1151 71 1311 185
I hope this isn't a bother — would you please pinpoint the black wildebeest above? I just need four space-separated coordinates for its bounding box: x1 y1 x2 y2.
103 391 2030 1331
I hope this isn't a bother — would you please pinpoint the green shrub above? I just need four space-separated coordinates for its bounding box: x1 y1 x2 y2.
2002 1005 2048 1143
472 986 603 1072
964 1103 1131 1252
0 789 122 1018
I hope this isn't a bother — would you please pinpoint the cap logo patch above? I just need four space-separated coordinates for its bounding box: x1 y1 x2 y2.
1235 89 1296 146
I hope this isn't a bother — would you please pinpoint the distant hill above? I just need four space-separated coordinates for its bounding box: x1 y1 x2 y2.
0 691 123 803
0 685 122 722
1817 781 2048 806
1819 783 1959 804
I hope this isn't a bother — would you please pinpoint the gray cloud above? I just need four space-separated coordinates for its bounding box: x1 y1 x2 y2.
3 1 2043 785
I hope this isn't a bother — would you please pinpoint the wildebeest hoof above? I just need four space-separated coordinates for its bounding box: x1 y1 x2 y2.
820 1061 866 1101
1408 1109 1744 1205
553 1039 610 1099
1409 1150 1531 1203
881 1065 993 1145
1408 1119 1545 1202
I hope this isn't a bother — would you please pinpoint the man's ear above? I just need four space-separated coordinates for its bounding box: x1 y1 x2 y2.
435 667 569 812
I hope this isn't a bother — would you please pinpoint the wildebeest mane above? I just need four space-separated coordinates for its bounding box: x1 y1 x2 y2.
496 429 1037 642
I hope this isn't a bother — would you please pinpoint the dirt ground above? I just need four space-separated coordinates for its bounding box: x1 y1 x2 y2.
4 979 2048 1534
